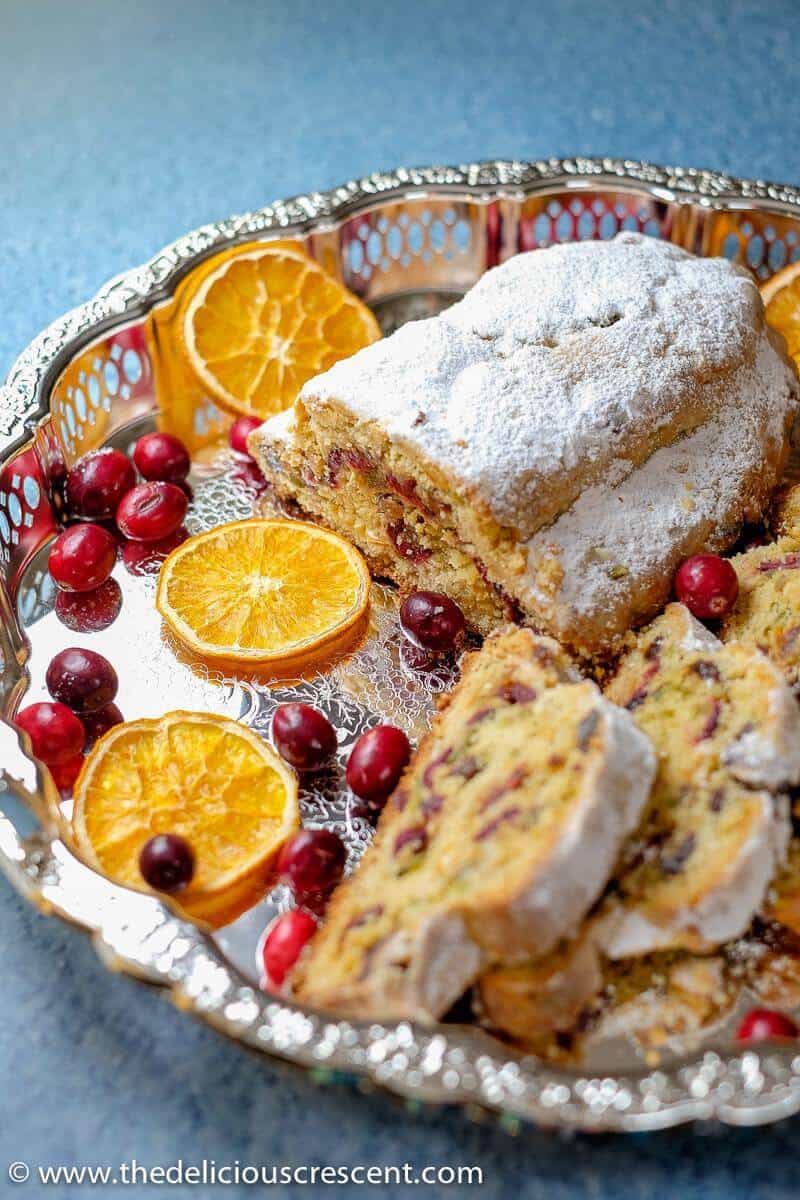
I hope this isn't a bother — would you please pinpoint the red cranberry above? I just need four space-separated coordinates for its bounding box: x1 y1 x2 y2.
116 481 187 542
49 754 84 795
277 829 346 903
133 432 190 483
261 909 318 987
55 577 122 632
65 448 136 519
82 702 124 749
400 590 466 653
49 523 117 592
15 702 85 765
139 833 195 893
736 1008 799 1043
271 703 337 771
675 554 739 620
346 725 411 803
121 526 187 575
229 415 263 457
46 647 118 714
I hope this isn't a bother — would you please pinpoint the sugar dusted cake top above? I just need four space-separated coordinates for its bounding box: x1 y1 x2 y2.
298 233 779 539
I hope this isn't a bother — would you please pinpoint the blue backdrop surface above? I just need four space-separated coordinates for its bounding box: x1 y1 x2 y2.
2 1 800 1196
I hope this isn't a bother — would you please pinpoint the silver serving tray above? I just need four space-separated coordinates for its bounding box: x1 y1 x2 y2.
4 158 800 1134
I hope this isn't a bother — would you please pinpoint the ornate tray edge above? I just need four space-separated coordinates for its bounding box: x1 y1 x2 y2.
4 157 800 1133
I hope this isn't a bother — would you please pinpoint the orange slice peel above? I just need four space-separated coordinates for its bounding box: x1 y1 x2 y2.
156 518 370 667
761 260 800 368
72 710 299 926
181 246 380 419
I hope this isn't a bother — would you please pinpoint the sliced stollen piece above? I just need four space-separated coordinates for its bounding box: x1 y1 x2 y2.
720 485 800 685
601 606 800 957
250 234 798 653
291 628 655 1022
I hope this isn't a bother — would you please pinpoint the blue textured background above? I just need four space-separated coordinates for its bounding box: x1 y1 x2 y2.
3 1 800 1196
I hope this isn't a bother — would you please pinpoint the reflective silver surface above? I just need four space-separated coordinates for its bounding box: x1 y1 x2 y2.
5 159 800 1131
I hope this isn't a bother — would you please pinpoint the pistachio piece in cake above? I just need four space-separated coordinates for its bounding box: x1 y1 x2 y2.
291 628 655 1022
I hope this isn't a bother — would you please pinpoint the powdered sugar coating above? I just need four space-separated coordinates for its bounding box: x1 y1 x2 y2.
522 337 798 650
299 233 770 538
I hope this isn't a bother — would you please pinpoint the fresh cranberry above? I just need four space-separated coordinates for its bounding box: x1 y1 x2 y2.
229 415 263 457
271 703 337 771
121 526 187 574
49 754 84 795
675 554 739 620
82 702 124 749
116 482 187 542
261 909 318 987
400 591 466 653
46 647 118 714
55 577 122 632
65 448 136 519
132 432 190 484
736 1008 799 1043
49 523 117 592
15 702 85 765
346 725 411 803
277 829 346 903
139 833 195 893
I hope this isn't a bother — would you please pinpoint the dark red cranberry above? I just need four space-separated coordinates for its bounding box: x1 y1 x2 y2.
116 482 187 542
400 590 466 653
49 523 117 592
229 415 263 457
346 725 411 803
736 1008 799 1043
121 526 188 574
271 703 337 771
49 754 84 795
55 577 122 632
82 702 124 749
132 432 190 484
675 554 739 620
139 833 195 893
261 909 317 987
15 702 85 764
65 448 136 519
46 647 118 714
277 829 346 903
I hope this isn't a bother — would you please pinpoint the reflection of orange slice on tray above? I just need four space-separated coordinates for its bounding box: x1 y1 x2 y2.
181 246 380 419
72 710 299 927
155 518 370 667
762 261 800 368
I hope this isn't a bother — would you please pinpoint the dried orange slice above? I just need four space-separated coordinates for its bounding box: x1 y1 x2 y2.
181 246 380 419
761 260 800 368
156 518 370 666
72 710 299 925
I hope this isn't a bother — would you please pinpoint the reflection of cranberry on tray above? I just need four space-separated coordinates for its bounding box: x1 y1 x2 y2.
55 577 122 632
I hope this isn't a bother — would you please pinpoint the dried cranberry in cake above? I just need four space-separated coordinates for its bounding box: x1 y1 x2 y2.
400 591 465 653
116 481 187 542
736 1007 798 1043
675 554 739 620
82 702 124 749
49 523 117 592
271 703 337 771
55 577 122 632
15 702 85 765
277 829 346 903
261 909 318 988
46 647 118 714
346 725 411 802
139 833 195 893
65 448 136 520
133 432 190 484
229 415 263 457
